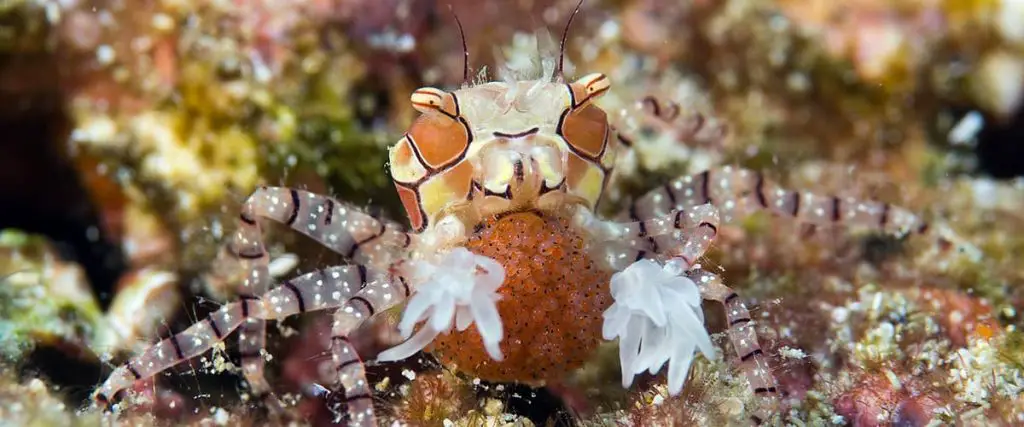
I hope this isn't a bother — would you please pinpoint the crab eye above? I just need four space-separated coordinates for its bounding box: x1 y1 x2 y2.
568 73 610 109
410 87 460 117
403 86 473 170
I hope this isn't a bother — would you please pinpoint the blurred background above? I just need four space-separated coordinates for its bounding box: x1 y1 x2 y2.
1 0 1023 425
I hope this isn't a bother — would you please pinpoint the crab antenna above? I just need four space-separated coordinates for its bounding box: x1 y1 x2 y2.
448 5 470 85
554 0 586 82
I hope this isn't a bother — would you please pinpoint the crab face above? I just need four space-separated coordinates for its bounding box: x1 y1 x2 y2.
388 73 618 232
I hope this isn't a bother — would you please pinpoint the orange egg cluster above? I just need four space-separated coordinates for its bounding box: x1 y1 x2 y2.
429 210 612 384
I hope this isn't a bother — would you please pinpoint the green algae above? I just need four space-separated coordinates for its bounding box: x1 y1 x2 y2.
0 230 103 363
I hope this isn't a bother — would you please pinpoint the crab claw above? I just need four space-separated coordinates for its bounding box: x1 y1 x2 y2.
377 247 506 362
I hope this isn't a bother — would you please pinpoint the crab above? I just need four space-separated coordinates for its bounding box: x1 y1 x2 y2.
90 6 981 426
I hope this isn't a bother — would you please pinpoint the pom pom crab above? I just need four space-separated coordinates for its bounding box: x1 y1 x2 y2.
92 6 979 425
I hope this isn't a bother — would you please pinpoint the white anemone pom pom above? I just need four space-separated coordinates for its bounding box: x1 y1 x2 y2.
602 259 715 395
377 247 506 363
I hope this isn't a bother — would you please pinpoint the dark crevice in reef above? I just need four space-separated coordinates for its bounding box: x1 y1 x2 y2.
485 382 577 426
18 345 104 406
974 104 1024 179
351 78 394 131
860 234 908 266
0 52 128 310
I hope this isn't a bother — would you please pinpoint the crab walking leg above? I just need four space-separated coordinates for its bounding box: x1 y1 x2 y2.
587 204 720 270
92 266 372 407
216 194 278 398
232 186 411 266
215 186 409 397
688 268 778 425
329 279 409 427
638 96 726 146
239 314 276 402
626 166 978 259
613 96 727 153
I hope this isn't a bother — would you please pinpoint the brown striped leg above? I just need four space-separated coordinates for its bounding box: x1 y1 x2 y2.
625 166 978 260
197 187 281 404
596 204 721 270
328 279 410 426
92 265 373 409
211 186 409 405
687 268 779 425
239 318 279 409
220 189 278 404
636 95 727 147
610 101 725 186
231 186 411 267
613 95 727 157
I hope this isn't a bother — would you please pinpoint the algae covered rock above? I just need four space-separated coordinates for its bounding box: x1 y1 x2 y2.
0 230 104 363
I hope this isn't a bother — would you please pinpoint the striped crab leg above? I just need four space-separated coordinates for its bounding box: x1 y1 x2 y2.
328 276 409 426
220 186 411 269
687 268 779 425
92 265 376 408
624 166 980 261
208 186 411 403
581 203 720 271
613 95 727 150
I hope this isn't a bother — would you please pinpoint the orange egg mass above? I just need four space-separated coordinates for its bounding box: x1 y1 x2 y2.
429 210 613 384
